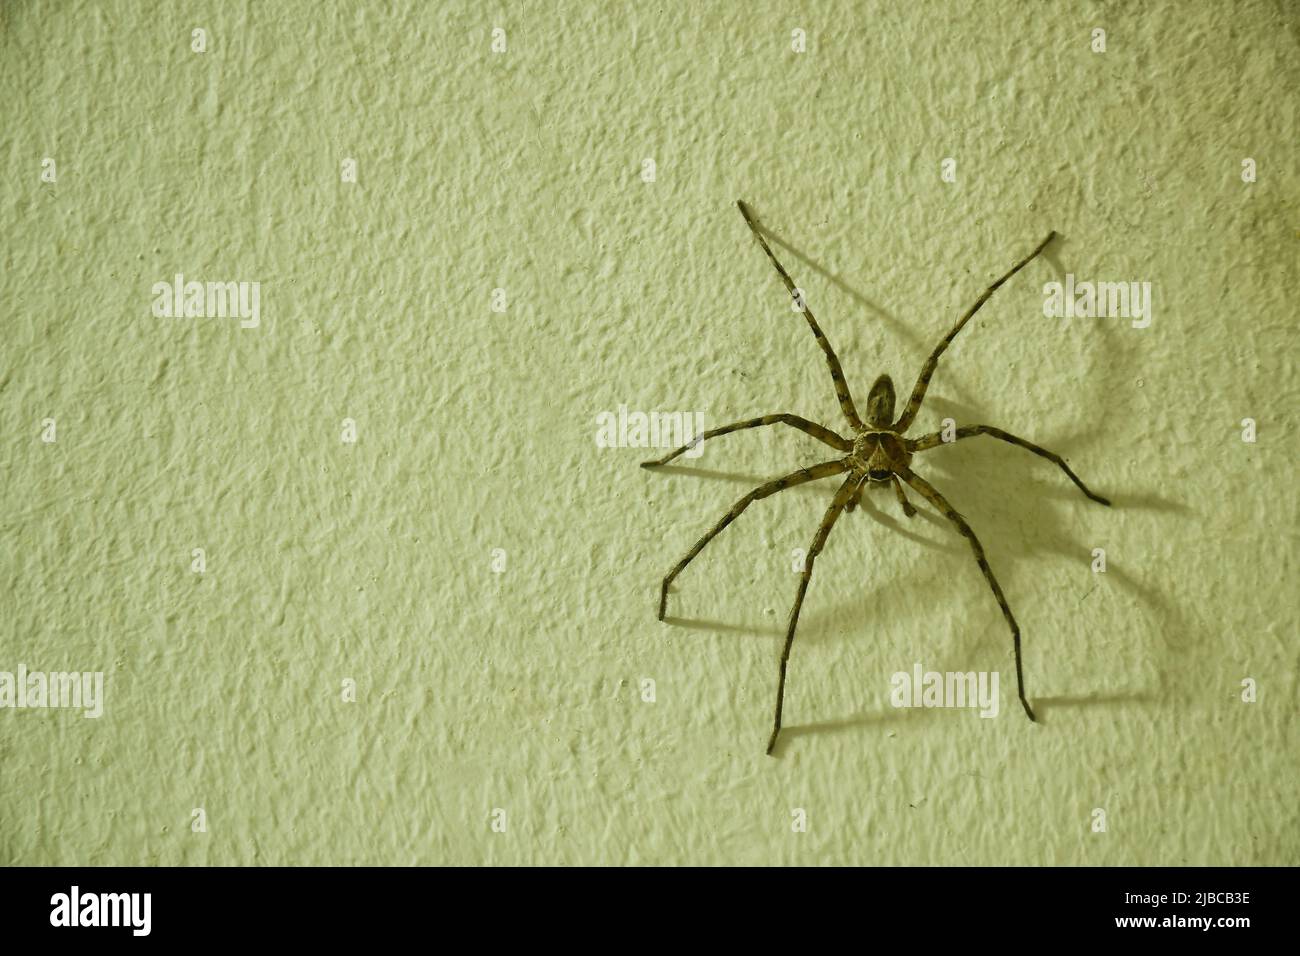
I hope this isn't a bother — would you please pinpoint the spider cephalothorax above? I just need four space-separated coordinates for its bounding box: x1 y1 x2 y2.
851 427 911 477
643 200 1112 755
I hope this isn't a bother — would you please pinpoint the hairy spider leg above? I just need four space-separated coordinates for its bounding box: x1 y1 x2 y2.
768 473 860 754
737 200 865 432
641 413 850 468
898 467 1037 722
894 231 1057 432
844 472 868 512
656 459 849 621
911 425 1111 506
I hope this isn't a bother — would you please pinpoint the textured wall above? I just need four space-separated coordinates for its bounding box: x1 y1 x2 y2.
1 1 1296 865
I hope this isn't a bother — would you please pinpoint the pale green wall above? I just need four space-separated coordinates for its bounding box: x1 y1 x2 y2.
2 1 1295 865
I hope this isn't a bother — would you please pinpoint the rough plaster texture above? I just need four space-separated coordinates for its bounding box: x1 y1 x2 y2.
1 1 1296 866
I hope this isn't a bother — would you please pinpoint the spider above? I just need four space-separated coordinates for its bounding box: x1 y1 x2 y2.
643 200 1111 755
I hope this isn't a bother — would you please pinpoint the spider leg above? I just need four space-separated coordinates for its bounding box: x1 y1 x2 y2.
657 459 849 620
736 200 866 431
897 467 1037 722
910 425 1110 505
894 231 1056 432
641 413 851 468
844 473 868 513
767 473 859 754
889 475 917 517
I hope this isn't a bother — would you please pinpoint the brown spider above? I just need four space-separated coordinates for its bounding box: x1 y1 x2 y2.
643 200 1111 755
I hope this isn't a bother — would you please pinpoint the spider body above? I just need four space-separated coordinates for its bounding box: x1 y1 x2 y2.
643 201 1112 755
852 429 911 480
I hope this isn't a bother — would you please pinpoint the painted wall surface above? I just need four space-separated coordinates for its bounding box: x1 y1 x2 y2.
1 1 1296 866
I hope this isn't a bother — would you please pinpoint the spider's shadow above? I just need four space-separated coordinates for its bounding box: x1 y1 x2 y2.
769 689 1161 755
811 420 1190 667
755 219 922 353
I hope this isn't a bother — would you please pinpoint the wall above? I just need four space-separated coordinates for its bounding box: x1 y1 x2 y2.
1 0 1295 865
